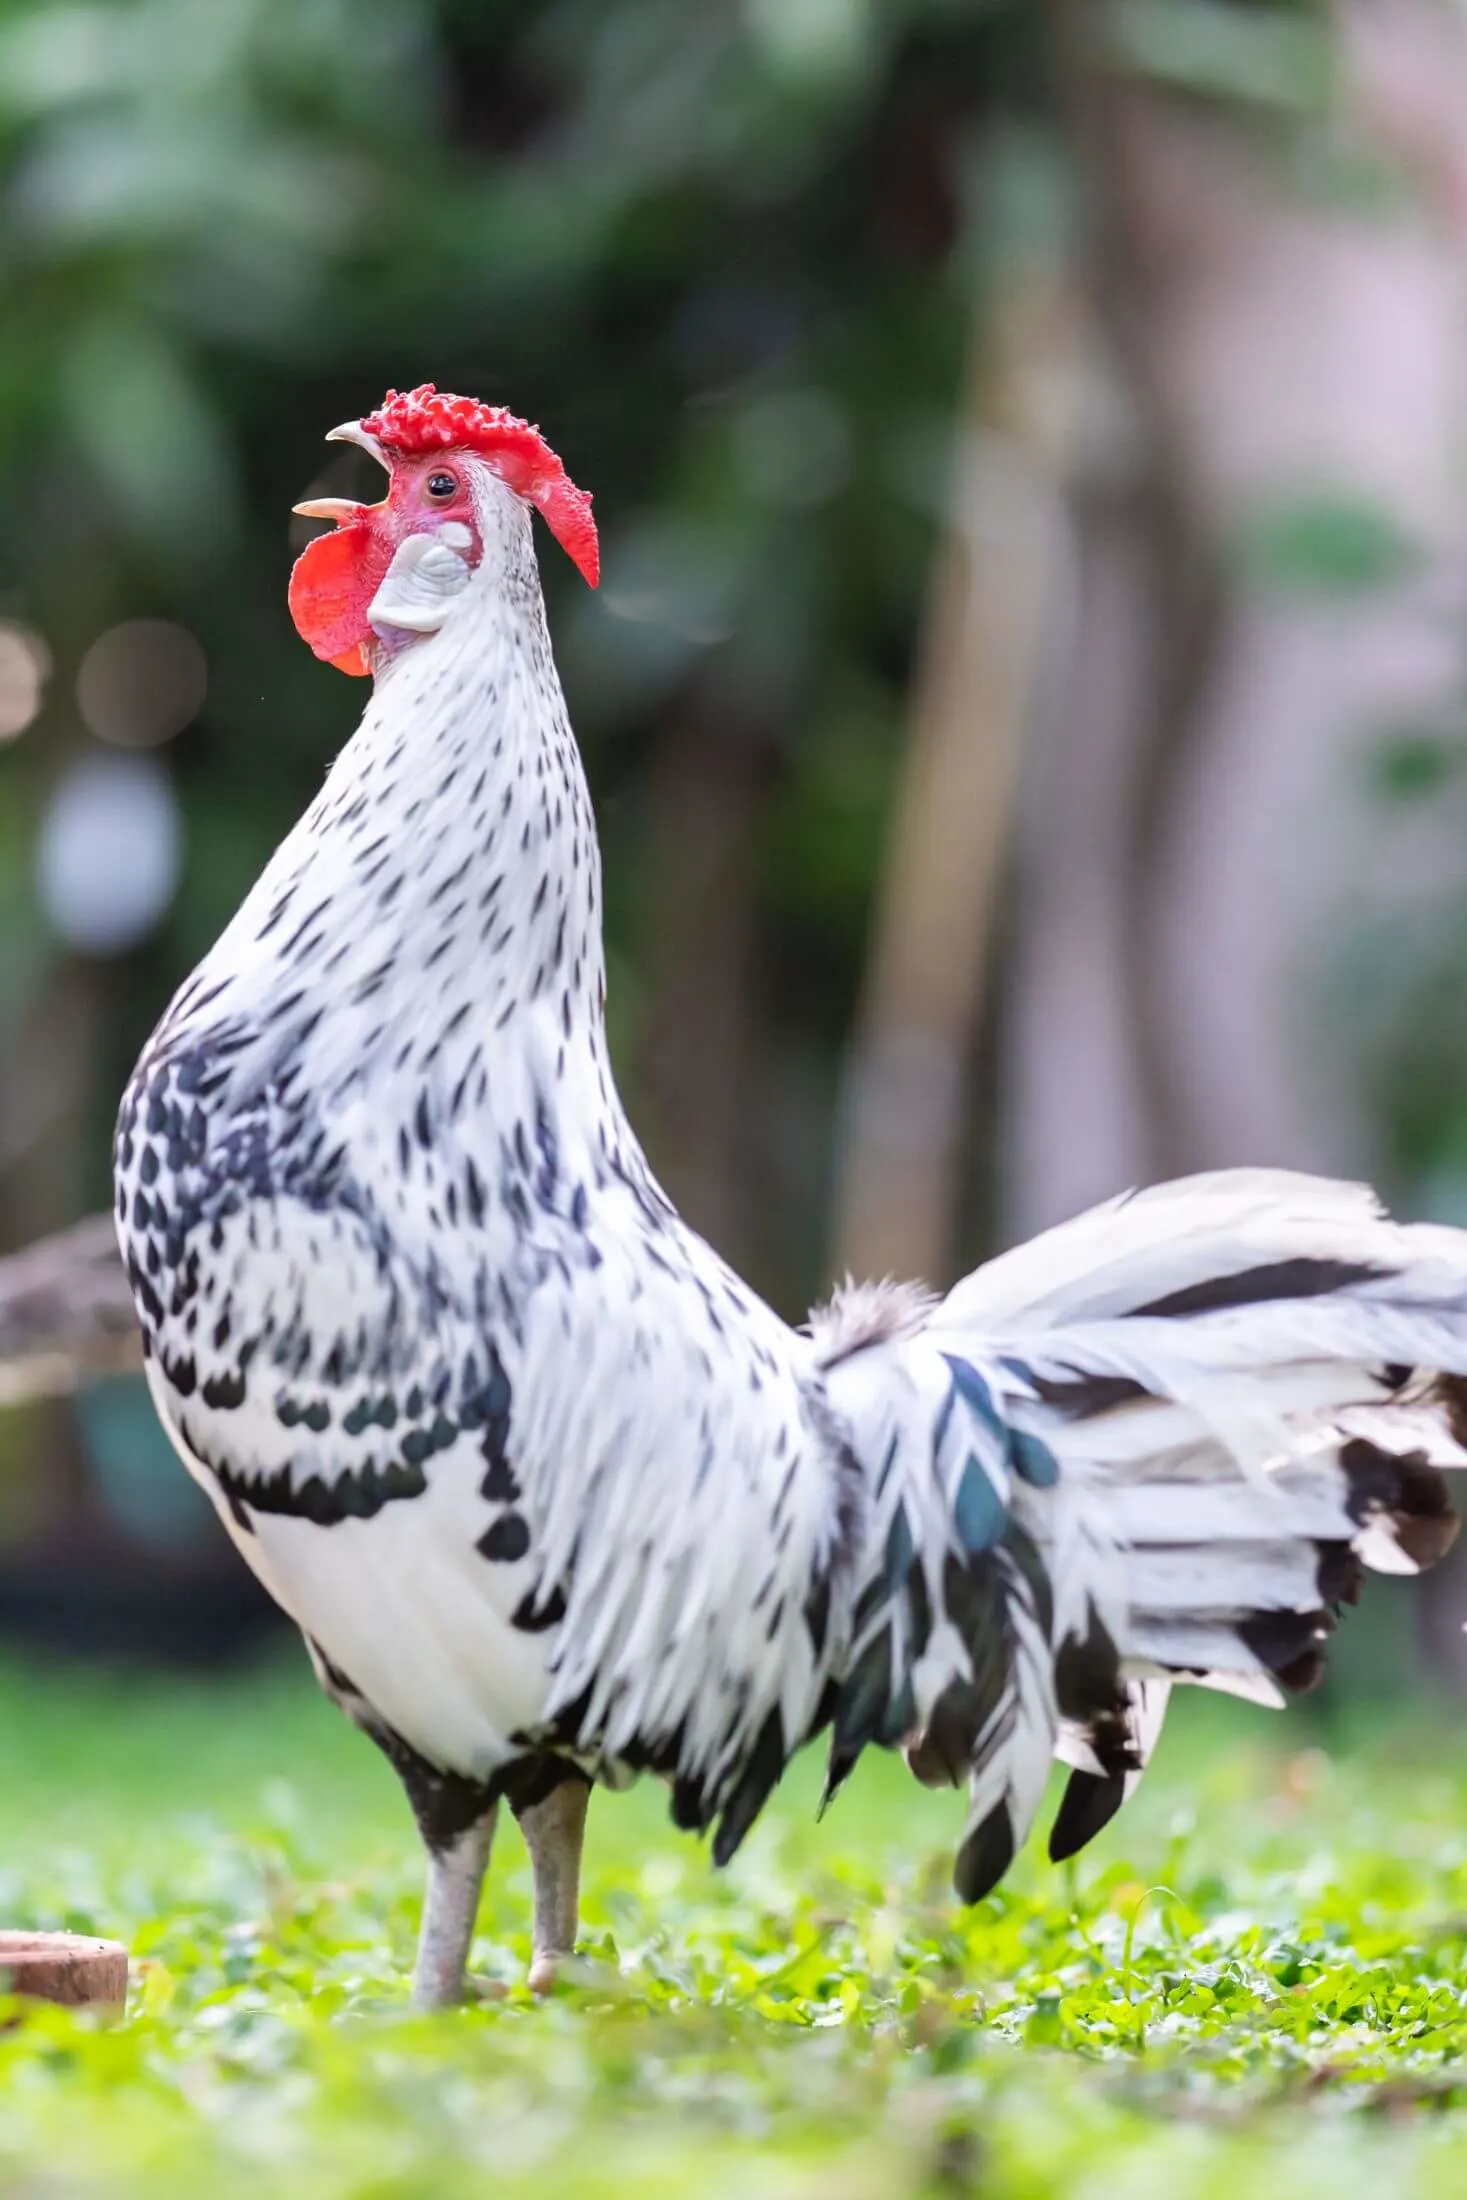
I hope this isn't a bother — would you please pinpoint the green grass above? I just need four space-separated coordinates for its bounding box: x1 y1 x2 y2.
4 1654 1467 2196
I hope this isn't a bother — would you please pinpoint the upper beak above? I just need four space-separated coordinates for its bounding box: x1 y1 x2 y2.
292 497 366 526
325 420 388 464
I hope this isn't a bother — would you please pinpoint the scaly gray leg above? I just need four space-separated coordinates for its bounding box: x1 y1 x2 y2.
513 1776 590 1992
412 1806 498 2011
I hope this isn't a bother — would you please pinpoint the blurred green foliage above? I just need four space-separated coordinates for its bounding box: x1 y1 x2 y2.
6 1655 1467 2194
1113 0 1333 111
1236 491 1423 602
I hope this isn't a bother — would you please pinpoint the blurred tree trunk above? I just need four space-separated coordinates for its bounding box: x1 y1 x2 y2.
1020 0 1467 1680
1012 0 1467 1238
1006 1 1229 1230
631 700 781 1290
831 259 1080 1288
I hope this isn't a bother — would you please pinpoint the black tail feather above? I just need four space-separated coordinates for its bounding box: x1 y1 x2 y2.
1049 1769 1127 1864
954 1801 1015 1904
1340 1437 1459 1569
712 1710 788 1866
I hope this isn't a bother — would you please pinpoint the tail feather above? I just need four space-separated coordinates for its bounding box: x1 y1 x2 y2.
1051 1678 1169 1864
1125 1611 1332 1690
1122 1538 1333 1615
817 1169 1467 1901
948 1536 1057 1901
937 1170 1388 1333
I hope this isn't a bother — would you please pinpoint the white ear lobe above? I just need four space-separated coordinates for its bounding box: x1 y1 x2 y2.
368 531 473 637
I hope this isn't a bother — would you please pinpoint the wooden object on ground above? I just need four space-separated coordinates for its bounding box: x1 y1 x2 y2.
0 1931 129 2015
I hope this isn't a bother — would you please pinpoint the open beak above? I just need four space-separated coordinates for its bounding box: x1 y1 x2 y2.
292 497 367 526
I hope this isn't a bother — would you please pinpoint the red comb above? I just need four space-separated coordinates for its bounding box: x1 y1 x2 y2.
360 385 599 587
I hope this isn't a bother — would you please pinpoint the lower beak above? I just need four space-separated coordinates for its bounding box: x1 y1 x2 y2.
292 497 366 526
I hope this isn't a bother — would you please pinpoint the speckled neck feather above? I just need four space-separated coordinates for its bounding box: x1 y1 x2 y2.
163 489 622 1217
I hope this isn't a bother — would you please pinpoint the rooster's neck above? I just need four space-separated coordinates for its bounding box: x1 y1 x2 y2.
186 582 615 1137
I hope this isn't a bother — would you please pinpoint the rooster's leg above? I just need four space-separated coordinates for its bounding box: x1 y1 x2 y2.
412 1805 498 2011
513 1773 590 1992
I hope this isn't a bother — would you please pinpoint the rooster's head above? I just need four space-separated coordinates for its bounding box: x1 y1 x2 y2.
288 384 598 676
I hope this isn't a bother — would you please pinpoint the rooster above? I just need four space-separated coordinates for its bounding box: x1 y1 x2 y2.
116 385 1467 2009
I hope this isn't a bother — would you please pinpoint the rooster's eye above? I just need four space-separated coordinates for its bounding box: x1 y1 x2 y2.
426 471 458 500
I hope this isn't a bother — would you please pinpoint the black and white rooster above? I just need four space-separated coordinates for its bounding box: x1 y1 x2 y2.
116 385 1467 2008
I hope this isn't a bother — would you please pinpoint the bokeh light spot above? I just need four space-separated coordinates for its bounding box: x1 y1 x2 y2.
38 751 181 954
77 619 207 748
0 622 52 741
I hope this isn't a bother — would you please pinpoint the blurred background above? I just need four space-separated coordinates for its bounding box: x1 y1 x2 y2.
1 0 1466 1688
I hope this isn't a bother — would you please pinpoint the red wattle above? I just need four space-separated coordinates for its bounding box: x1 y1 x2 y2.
288 520 391 676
